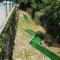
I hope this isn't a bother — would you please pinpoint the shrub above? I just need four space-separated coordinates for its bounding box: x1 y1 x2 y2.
40 1 60 44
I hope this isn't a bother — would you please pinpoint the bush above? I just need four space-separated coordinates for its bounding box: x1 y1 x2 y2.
40 1 60 44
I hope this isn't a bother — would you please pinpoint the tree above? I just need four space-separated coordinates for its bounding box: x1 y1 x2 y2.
40 0 60 44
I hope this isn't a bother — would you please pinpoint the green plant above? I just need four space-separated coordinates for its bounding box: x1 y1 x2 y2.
17 0 29 4
40 0 60 44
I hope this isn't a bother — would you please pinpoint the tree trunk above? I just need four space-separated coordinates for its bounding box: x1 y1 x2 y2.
32 9 36 19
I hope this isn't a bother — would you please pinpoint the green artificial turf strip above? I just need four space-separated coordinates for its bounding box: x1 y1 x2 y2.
26 29 60 60
25 29 36 36
30 41 60 60
31 35 42 43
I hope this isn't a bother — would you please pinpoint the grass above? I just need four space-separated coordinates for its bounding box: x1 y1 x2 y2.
23 15 30 23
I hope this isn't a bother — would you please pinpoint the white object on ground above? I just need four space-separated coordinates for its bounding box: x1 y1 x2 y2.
0 1 14 33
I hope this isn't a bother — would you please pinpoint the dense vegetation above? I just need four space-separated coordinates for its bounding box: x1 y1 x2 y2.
17 0 60 45
0 9 16 59
40 1 60 44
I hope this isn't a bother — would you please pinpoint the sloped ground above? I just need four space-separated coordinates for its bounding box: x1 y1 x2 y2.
12 10 50 60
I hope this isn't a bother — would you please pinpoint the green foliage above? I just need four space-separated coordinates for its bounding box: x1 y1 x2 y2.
40 0 60 42
0 37 4 53
16 0 29 4
30 0 43 10
30 0 37 9
0 9 16 60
